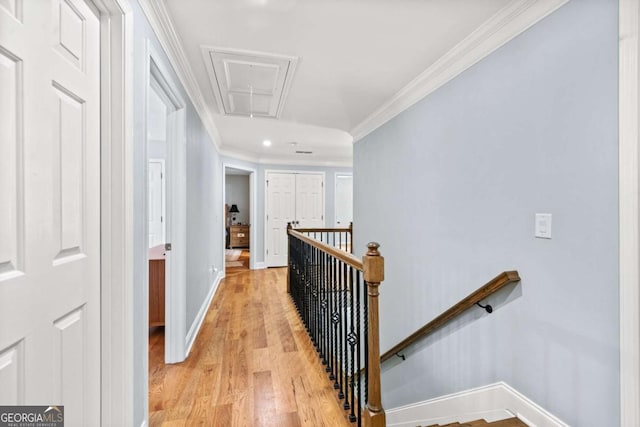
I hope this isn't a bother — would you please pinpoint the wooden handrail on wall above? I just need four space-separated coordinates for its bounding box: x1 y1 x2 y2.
380 271 521 364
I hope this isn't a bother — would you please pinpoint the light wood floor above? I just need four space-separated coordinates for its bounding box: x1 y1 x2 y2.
149 267 352 426
225 249 250 276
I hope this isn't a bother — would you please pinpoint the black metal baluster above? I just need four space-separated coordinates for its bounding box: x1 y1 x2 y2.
341 261 348 405
348 265 356 421
307 244 312 340
331 258 340 390
337 260 345 401
320 249 324 356
310 246 316 348
356 269 362 427
337 257 344 396
325 252 331 369
328 255 334 382
317 247 321 349
302 242 307 328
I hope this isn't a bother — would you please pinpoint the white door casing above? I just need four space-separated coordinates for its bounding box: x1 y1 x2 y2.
335 173 353 227
148 159 165 248
146 44 187 366
222 163 258 270
0 0 101 424
265 172 324 267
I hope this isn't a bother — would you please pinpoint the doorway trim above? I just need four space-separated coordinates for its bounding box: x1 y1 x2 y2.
620 0 640 424
145 41 188 365
223 163 258 270
93 0 134 425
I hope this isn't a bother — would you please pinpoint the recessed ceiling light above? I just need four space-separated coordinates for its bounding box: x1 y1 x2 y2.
263 139 272 147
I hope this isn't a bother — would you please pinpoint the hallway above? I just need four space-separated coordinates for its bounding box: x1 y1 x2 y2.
149 268 351 426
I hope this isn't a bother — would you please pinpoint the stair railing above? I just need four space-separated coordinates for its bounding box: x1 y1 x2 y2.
293 221 353 254
287 223 384 427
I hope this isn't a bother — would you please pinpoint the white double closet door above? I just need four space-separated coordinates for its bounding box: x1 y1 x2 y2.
0 0 101 425
266 172 324 267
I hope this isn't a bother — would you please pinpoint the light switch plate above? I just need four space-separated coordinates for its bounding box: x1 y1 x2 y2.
535 213 552 239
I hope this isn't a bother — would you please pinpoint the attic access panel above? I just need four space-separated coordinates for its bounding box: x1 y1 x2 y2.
202 46 299 118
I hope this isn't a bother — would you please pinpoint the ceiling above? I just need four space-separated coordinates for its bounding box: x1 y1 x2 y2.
155 0 523 165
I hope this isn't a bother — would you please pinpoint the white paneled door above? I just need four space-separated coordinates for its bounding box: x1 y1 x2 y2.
266 172 324 267
335 174 353 226
295 174 325 228
266 173 296 267
0 1 101 425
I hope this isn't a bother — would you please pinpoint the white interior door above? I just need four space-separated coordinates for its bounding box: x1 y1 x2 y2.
295 173 324 228
266 172 324 267
148 160 165 248
0 0 101 424
266 173 296 267
335 174 353 226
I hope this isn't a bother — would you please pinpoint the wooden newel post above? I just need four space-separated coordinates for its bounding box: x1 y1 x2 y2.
349 222 354 254
363 242 385 427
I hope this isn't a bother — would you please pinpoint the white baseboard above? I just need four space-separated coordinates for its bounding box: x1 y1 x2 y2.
184 270 223 356
253 261 266 270
386 382 568 427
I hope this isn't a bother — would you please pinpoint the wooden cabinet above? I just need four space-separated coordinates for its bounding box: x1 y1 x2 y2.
229 225 250 249
149 245 165 327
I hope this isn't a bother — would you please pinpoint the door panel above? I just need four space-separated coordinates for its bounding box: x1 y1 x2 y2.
295 174 324 228
52 83 85 262
0 341 23 404
0 46 22 280
335 174 353 226
0 1 101 424
266 173 295 267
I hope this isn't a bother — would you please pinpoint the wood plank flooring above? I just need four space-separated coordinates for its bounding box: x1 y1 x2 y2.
149 267 352 426
225 249 250 276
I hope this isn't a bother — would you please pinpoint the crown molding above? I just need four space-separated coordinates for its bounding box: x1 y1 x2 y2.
138 0 222 150
350 0 570 142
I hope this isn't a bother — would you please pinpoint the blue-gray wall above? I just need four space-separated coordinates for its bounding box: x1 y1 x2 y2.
132 1 224 425
353 1 619 425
